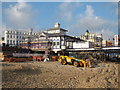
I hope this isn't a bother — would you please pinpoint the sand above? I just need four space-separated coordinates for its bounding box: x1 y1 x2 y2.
1 61 119 88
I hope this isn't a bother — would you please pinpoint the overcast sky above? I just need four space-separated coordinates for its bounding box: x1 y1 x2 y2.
1 1 119 40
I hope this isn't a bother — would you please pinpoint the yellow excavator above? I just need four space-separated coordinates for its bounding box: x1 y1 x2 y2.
58 55 91 68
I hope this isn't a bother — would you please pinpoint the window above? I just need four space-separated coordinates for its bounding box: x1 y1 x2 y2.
17 36 18 39
16 41 18 45
10 35 12 38
13 35 15 38
57 42 59 45
10 40 12 45
86 35 88 39
7 40 9 44
13 40 15 45
91 36 93 39
7 35 9 38
53 42 56 46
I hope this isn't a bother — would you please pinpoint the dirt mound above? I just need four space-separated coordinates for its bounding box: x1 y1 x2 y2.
2 61 119 88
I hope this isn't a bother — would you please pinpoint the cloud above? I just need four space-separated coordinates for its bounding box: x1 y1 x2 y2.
58 2 80 21
85 5 94 17
98 29 115 40
4 2 35 29
72 5 116 32
0 25 6 38
58 3 117 40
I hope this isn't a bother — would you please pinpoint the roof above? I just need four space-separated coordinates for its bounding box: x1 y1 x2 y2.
47 27 68 32
47 34 84 41
86 30 89 33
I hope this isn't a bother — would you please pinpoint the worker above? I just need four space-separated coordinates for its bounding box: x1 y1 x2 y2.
44 57 49 62
85 57 92 68
43 55 49 62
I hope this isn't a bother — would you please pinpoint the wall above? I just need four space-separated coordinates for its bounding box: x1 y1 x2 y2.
73 42 91 49
4 30 38 46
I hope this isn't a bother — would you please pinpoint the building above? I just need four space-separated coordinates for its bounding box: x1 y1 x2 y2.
4 28 39 46
102 40 107 47
102 40 112 47
102 40 114 47
80 30 103 47
106 40 113 46
45 23 81 51
44 23 83 52
0 39 2 47
20 32 51 54
20 23 83 53
0 37 5 46
44 23 67 35
114 35 120 46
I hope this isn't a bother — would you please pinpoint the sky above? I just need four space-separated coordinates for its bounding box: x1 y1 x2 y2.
1 1 119 40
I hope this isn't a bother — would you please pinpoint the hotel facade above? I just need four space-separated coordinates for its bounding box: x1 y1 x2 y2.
20 23 83 53
80 30 103 47
4 28 39 46
2 23 107 53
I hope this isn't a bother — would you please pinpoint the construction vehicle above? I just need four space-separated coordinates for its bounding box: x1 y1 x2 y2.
58 55 91 68
49 55 58 61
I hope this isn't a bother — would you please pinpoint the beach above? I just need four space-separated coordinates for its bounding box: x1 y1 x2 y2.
2 61 119 88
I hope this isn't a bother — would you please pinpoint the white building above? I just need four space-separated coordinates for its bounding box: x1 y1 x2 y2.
39 23 84 52
114 35 119 46
44 23 83 52
0 37 5 46
45 23 67 35
4 28 39 46
80 30 103 47
20 23 83 53
102 40 107 47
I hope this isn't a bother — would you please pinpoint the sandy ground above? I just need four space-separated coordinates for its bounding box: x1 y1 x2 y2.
1 61 119 88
